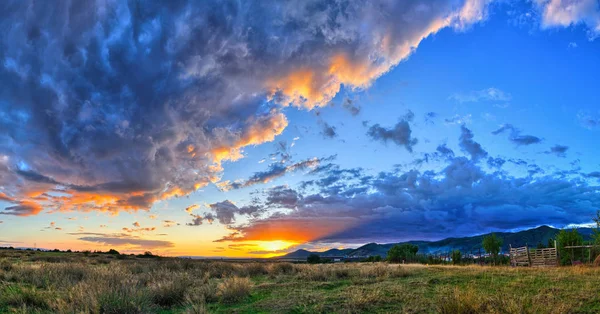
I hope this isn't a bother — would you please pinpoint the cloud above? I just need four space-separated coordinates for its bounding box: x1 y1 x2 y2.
459 126 488 160
585 172 600 179
491 124 543 146
123 227 156 233
342 98 361 116
0 0 494 216
545 145 569 157
366 112 418 152
187 215 204 226
449 87 511 103
78 236 174 249
218 157 329 190
163 220 177 228
208 200 262 225
185 204 199 214
266 186 301 209
444 114 472 125
577 111 600 129
320 121 338 139
1 200 44 217
132 222 141 227
218 156 600 244
533 0 600 39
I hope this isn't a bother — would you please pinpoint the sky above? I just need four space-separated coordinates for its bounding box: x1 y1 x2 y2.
1 0 600 257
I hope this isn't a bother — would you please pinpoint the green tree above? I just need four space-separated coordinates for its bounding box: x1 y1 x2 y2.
482 233 503 265
451 250 462 265
387 244 418 263
557 229 583 265
107 249 120 255
307 254 321 264
592 210 600 259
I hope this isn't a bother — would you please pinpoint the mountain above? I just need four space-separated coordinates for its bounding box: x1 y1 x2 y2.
278 226 594 259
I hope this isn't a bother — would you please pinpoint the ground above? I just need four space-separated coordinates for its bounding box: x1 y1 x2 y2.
1 249 599 313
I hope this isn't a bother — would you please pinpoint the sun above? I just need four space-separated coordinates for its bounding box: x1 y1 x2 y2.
257 240 296 252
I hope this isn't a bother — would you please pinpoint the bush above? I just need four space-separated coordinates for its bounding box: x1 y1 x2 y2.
244 263 268 276
269 262 296 275
150 277 190 307
217 277 252 304
0 285 50 311
307 254 321 264
98 284 153 314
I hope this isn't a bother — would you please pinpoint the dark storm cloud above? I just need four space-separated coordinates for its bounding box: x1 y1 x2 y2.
545 145 569 157
491 124 542 146
220 156 600 243
215 128 600 244
0 0 492 216
459 125 487 161
366 111 418 152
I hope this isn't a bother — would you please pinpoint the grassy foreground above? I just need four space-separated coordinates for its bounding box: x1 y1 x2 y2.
1 250 600 313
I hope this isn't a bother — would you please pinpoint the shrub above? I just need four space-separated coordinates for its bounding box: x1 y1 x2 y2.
307 254 321 264
149 277 190 307
98 284 153 314
217 277 252 304
244 262 268 277
269 262 296 275
0 259 12 271
0 285 50 311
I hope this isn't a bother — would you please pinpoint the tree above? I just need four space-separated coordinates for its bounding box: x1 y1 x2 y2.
591 210 600 259
107 249 120 255
557 229 583 265
482 233 503 265
387 244 418 263
307 254 321 264
451 250 462 265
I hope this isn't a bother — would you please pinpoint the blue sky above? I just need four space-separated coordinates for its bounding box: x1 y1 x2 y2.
1 0 600 256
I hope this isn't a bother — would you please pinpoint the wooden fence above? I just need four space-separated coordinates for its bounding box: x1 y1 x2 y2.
509 245 558 267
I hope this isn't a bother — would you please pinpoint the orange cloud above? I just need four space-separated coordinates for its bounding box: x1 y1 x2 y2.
216 216 359 243
211 111 288 165
185 204 199 213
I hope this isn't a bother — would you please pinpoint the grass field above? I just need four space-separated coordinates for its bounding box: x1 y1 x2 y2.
1 249 600 313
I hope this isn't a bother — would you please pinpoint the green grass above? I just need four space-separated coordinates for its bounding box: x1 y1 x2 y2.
1 249 600 313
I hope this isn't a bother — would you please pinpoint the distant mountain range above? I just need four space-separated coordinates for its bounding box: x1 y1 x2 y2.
278 225 595 259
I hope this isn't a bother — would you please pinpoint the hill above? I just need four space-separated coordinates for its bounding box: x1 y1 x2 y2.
278 225 594 259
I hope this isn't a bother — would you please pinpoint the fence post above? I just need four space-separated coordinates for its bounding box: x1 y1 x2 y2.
526 244 532 267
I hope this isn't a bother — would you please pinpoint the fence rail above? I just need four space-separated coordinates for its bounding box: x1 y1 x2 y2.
509 245 558 267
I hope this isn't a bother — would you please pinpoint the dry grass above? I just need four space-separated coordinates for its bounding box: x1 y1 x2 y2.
1 249 600 313
216 277 252 304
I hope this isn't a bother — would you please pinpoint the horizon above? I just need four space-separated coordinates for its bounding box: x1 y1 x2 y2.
1 0 600 258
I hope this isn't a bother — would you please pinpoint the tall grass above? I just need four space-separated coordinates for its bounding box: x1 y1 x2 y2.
0 249 597 313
